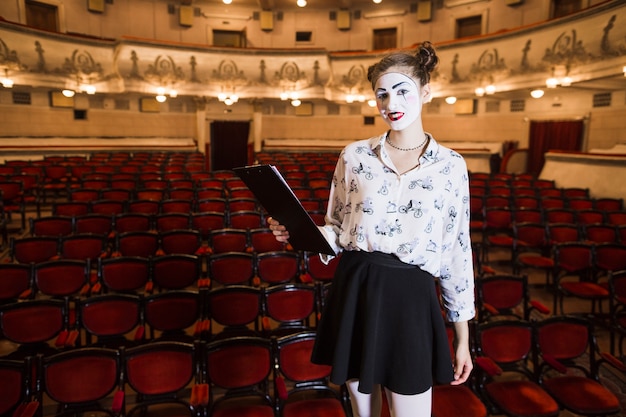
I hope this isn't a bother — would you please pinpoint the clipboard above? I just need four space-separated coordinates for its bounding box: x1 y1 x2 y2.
233 164 335 255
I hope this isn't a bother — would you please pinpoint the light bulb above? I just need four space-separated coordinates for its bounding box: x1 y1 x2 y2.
530 89 544 99
1 78 14 88
546 77 558 88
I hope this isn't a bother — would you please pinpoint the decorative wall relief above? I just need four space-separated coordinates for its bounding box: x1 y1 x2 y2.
0 37 25 71
144 55 185 85
274 61 308 91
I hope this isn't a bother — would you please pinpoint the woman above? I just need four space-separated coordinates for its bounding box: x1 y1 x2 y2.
269 41 475 417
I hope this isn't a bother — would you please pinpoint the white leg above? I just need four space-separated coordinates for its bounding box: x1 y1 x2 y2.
385 387 432 417
346 379 383 417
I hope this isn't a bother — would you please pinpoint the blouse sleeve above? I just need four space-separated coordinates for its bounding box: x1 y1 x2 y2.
438 158 476 323
318 149 348 260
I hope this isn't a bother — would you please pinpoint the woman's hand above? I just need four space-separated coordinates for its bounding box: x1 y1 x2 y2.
267 217 290 242
450 320 473 385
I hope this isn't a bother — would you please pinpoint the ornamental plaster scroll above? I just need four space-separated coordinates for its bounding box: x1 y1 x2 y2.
0 37 25 71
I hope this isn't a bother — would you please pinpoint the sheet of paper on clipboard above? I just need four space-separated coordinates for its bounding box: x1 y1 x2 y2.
233 164 335 255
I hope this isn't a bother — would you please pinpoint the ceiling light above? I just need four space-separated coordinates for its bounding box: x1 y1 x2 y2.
445 96 457 104
291 99 301 107
62 89 75 97
297 0 307 7
373 0 382 3
474 87 485 97
485 84 496 95
530 89 544 99
223 0 232 4
156 95 167 103
545 77 559 88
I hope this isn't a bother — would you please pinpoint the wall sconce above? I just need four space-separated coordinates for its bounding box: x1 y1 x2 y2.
373 0 382 3
297 0 307 7
475 87 485 97
155 86 178 102
367 99 377 107
623 66 626 77
218 92 239 106
1 69 14 88
445 96 457 104
291 98 302 107
346 94 365 104
530 89 544 99
62 89 75 97
546 65 572 88
80 84 96 94
223 0 232 4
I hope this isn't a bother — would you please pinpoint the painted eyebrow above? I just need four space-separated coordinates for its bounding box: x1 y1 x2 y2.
376 81 412 92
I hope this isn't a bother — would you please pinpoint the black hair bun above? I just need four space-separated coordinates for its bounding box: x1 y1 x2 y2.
416 41 438 74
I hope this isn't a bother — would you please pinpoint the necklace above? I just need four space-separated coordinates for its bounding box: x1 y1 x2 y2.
386 133 429 151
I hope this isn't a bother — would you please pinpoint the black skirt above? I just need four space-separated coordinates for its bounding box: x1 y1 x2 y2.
311 250 454 395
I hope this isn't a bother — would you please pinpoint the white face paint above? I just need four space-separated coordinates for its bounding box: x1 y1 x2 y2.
375 72 423 131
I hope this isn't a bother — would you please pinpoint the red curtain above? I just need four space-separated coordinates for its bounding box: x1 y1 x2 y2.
527 120 584 176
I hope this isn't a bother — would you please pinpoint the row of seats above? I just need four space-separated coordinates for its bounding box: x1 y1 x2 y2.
4 313 623 417
0 282 327 356
1 248 340 300
1 330 348 417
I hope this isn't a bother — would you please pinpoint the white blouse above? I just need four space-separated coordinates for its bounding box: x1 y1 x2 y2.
319 132 476 322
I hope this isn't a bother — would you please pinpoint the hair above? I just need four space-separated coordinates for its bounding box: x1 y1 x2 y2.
367 41 439 89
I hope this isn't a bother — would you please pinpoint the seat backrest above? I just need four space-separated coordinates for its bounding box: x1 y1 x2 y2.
38 347 121 407
34 259 89 297
207 252 255 286
78 293 143 345
151 254 202 290
207 286 261 333
159 229 202 255
209 228 249 254
262 283 316 333
98 256 150 292
256 251 300 285
115 231 159 257
477 274 528 321
0 263 32 303
0 357 33 417
29 216 74 237
205 336 272 398
0 299 67 346
123 341 197 396
60 233 108 262
10 236 59 264
143 290 202 339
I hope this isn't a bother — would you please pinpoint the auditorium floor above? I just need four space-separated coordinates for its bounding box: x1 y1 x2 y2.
1 202 625 417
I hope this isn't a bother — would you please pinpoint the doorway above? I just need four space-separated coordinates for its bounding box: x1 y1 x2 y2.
209 121 251 172
527 119 584 176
